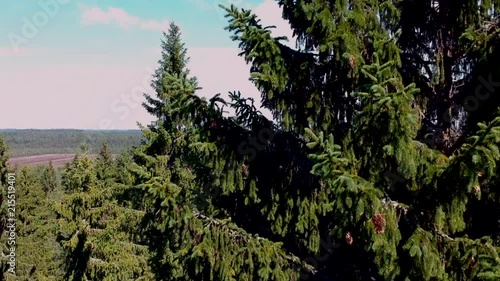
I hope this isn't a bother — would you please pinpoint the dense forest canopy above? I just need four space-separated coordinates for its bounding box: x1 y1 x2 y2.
1 0 500 280
0 130 142 157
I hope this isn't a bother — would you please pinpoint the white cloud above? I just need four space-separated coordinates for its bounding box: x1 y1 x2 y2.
78 4 169 31
139 20 168 31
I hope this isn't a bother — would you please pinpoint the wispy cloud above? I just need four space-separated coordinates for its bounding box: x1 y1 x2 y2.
139 20 169 31
77 4 169 31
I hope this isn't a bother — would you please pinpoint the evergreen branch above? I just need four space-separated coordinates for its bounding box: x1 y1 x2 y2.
381 198 409 213
89 257 105 264
116 241 149 250
192 211 318 274
436 231 455 241
193 212 263 241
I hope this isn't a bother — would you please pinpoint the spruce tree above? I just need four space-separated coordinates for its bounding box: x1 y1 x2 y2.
55 148 153 280
139 2 500 280
40 161 58 194
15 166 64 280
95 142 115 181
145 22 198 131
132 21 202 279
134 18 331 280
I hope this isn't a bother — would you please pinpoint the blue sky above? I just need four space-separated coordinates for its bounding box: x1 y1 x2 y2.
0 0 293 129
0 0 261 49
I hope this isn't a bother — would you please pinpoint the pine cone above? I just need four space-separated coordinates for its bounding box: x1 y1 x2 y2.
373 213 386 234
242 164 248 177
194 234 201 245
348 55 356 70
473 185 480 194
345 232 353 245
209 119 217 129
471 256 476 267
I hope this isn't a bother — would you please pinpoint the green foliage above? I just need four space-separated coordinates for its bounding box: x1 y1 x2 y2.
95 143 116 181
61 150 97 193
39 161 59 193
14 167 65 280
0 135 8 185
55 148 154 280
3 1 500 280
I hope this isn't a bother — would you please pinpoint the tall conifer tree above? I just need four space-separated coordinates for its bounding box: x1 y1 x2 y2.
144 1 500 280
55 148 154 280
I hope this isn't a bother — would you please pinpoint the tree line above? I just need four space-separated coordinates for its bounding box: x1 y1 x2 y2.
0 130 142 157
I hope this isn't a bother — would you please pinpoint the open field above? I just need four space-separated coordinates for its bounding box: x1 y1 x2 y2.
7 154 99 168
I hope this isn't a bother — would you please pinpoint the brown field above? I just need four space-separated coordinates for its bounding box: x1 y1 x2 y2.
7 154 98 168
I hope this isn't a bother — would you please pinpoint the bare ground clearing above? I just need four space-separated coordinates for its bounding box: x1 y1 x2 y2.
7 154 99 168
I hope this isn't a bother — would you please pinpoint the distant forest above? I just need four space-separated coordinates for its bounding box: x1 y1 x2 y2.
0 129 143 157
